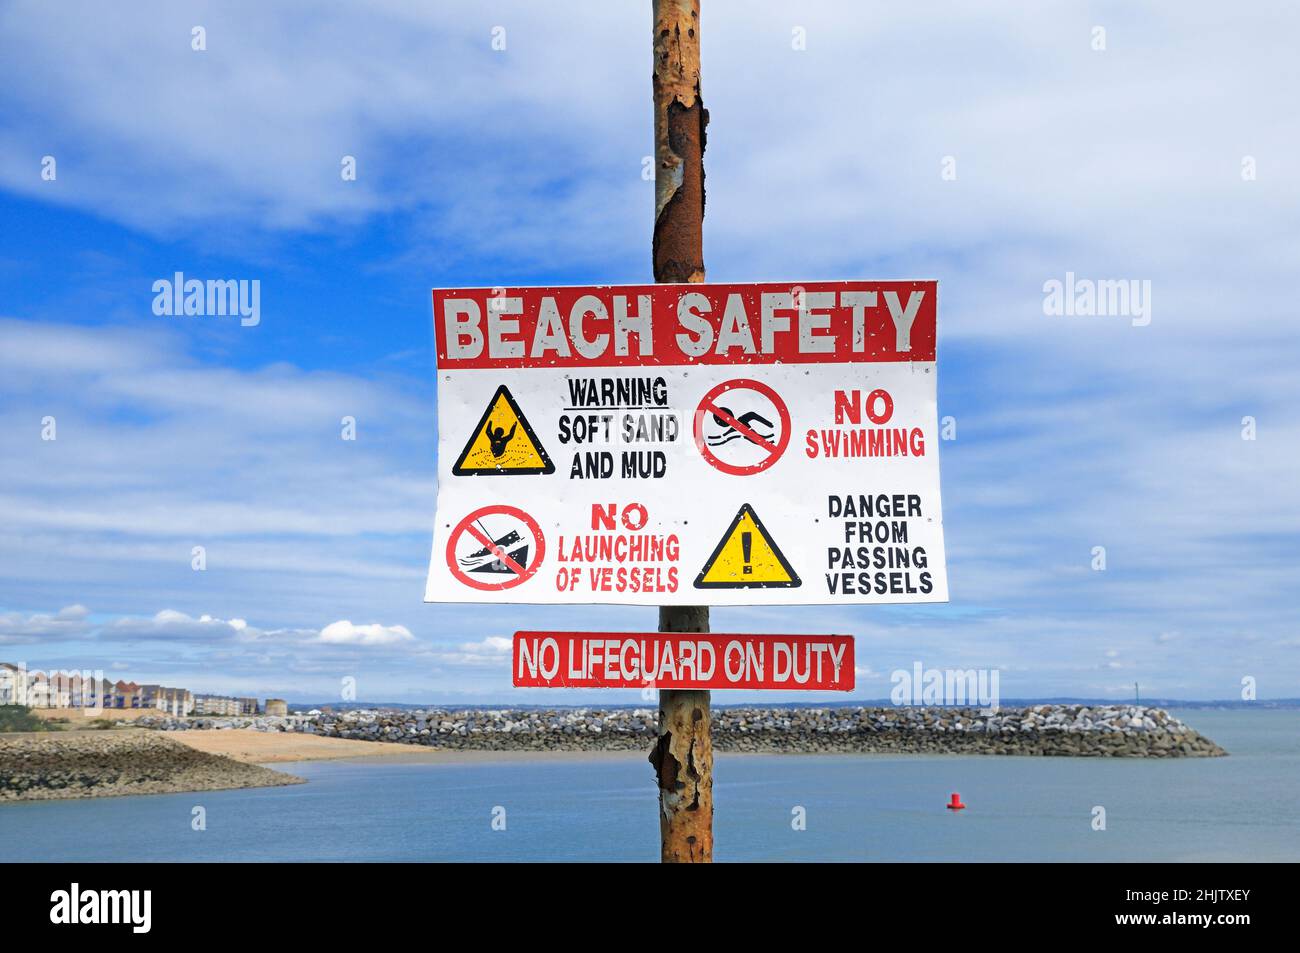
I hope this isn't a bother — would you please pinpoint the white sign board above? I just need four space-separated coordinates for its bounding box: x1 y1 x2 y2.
424 280 947 606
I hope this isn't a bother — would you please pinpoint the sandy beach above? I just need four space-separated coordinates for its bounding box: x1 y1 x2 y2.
169 728 441 763
33 707 162 723
169 728 645 765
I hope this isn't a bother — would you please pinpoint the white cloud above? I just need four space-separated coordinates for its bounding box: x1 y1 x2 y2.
461 636 512 655
317 620 414 646
430 635 515 670
106 610 258 643
94 609 414 649
0 605 94 645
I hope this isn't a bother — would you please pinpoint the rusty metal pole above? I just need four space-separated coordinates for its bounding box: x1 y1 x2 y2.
649 0 712 864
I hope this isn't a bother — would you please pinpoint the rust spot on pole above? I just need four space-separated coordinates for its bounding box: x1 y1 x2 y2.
650 610 713 862
653 0 707 285
649 687 713 861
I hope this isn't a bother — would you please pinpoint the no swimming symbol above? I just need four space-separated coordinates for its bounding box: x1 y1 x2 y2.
693 379 791 476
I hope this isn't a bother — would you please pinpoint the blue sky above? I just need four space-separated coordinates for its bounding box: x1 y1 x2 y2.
1 1 1296 703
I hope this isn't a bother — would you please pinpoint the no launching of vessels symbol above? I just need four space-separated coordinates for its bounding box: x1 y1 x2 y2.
445 504 545 591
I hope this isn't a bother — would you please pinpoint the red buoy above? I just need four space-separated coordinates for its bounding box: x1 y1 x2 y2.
946 792 966 811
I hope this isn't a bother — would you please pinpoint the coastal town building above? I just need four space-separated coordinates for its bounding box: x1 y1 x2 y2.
1 662 254 717
49 671 98 708
193 694 243 716
84 677 115 710
165 687 195 716
26 673 72 708
264 698 289 717
52 672 77 706
112 680 143 709
140 685 195 716
0 662 29 705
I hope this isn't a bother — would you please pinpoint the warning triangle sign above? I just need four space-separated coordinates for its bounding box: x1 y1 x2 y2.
694 503 801 589
452 385 555 476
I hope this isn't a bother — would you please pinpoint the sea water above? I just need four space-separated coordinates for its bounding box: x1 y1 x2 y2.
2 710 1296 862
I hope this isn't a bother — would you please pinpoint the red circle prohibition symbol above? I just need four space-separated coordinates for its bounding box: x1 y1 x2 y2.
693 378 792 476
446 504 545 591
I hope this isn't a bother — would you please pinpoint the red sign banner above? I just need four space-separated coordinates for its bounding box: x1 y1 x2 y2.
434 280 936 369
513 631 855 691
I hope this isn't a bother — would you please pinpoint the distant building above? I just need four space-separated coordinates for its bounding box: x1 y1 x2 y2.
0 664 243 719
27 673 71 708
24 673 48 707
49 671 77 706
166 687 195 716
193 694 241 716
50 671 111 709
0 668 178 711
264 698 288 717
136 685 193 716
84 677 115 710
112 681 143 709
0 663 29 706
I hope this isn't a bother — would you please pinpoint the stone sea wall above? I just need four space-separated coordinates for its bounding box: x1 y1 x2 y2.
0 729 304 801
137 704 1227 758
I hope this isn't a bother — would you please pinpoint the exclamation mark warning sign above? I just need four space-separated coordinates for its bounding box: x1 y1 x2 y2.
694 504 800 589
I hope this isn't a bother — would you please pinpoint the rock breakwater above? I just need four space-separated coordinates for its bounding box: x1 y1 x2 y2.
137 705 1226 758
0 729 304 801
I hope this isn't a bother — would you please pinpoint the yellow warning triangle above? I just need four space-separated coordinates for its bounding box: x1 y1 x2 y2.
694 503 801 589
452 385 555 476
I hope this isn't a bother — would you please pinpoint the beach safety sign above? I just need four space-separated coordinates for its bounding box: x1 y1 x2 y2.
424 280 948 606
